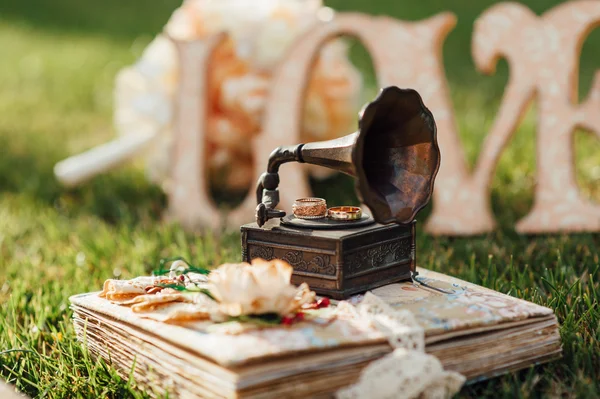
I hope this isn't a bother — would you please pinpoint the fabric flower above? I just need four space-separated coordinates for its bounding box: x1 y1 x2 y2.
99 276 168 302
208 258 316 317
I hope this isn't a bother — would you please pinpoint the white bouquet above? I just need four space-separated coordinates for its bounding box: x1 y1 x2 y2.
56 0 362 193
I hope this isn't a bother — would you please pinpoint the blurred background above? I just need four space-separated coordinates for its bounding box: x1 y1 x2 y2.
1 0 599 219
0 0 599 398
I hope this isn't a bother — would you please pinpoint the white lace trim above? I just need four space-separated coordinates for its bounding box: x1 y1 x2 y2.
335 292 466 399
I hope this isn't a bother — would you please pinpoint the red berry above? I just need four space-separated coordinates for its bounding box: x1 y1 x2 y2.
282 316 294 326
294 312 305 322
316 297 330 308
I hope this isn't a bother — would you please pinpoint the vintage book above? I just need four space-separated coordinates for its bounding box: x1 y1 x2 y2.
70 268 561 398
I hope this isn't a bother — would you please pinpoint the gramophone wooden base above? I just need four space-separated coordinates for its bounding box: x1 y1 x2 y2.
240 219 416 299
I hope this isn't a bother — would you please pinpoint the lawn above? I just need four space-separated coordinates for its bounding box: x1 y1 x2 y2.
0 0 599 397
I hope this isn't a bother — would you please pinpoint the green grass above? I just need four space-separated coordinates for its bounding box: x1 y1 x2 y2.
1 0 599 397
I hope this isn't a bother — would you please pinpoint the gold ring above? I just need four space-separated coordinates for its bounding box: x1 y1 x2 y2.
292 198 327 219
327 206 362 221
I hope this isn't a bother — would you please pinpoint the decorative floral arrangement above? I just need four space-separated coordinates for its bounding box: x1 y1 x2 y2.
99 257 330 327
115 0 362 191
97 258 465 397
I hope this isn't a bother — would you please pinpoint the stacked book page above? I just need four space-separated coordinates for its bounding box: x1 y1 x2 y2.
71 268 561 398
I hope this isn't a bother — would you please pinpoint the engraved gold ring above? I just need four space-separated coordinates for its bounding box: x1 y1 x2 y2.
327 206 362 221
292 197 327 219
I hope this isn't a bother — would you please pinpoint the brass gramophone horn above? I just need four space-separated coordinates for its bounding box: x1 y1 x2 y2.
255 86 440 227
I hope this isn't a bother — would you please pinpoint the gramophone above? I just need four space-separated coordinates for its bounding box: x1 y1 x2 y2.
241 86 440 299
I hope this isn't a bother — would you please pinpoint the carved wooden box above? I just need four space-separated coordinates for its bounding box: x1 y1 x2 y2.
241 220 416 299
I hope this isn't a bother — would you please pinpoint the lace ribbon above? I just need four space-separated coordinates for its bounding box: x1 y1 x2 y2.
335 292 465 399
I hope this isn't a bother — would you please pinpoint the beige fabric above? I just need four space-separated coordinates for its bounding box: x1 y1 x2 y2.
121 292 197 312
99 272 209 304
70 267 560 398
99 276 163 302
134 302 216 323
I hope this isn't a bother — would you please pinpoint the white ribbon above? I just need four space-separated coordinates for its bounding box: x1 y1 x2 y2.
335 293 465 399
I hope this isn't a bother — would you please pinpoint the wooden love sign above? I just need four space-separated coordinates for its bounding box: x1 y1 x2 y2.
55 0 600 235
168 1 600 235
163 2 600 235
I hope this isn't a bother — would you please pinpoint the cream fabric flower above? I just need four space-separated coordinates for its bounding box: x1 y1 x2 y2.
208 259 315 317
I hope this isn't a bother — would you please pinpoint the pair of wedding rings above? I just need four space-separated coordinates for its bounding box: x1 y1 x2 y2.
292 198 362 221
